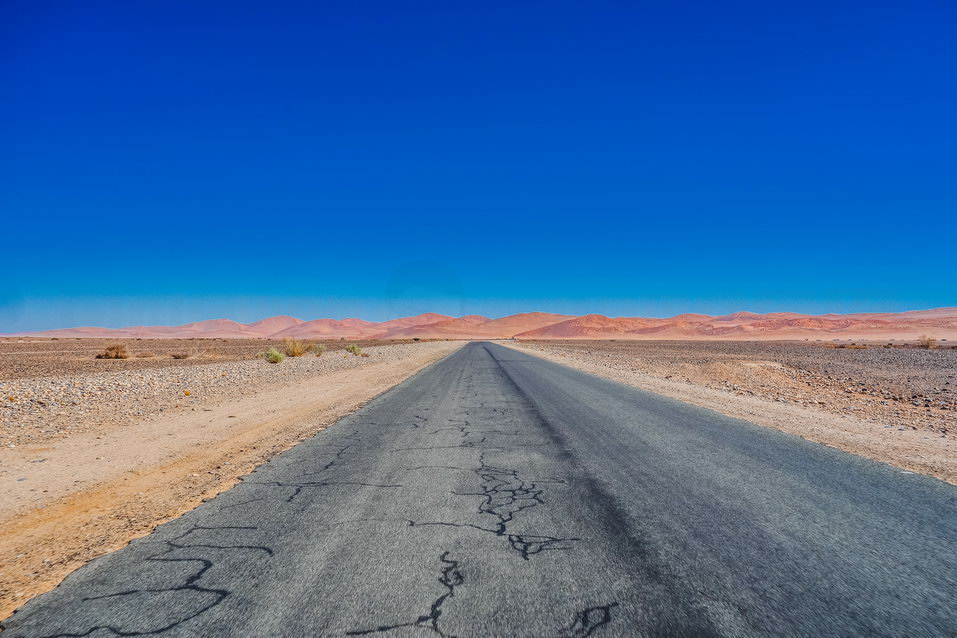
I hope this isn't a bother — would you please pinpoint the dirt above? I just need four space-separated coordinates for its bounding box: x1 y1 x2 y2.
1 340 428 448
0 341 461 620
504 340 957 485
0 337 417 380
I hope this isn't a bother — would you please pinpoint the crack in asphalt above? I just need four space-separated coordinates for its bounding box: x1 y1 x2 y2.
248 479 403 503
35 526 272 638
407 451 577 560
346 552 463 637
559 603 620 637
244 429 405 502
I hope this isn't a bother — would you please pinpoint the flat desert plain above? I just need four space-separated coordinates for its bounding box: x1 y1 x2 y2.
1 336 955 620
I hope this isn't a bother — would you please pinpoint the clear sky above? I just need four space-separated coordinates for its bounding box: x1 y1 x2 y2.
2 1 955 331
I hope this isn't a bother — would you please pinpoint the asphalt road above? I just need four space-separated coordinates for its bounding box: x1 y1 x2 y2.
5 342 956 636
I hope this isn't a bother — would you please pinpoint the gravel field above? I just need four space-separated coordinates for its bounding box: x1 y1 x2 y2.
0 338 413 380
516 340 957 435
0 341 442 447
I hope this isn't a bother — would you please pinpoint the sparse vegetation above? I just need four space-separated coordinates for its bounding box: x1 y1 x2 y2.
345 344 363 356
314 344 328 357
282 338 311 357
135 351 156 358
917 335 937 349
95 344 129 359
265 348 285 363
170 349 208 360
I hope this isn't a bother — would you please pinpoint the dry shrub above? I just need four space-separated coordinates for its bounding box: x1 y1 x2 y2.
314 343 328 357
95 344 129 359
282 338 311 357
345 344 362 356
135 351 156 358
917 335 937 349
170 349 208 360
265 348 285 364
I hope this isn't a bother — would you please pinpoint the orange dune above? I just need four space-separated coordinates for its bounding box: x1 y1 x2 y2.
14 308 957 341
245 315 304 337
515 309 957 341
381 312 575 339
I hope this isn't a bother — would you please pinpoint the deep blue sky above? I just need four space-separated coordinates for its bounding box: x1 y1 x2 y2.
2 1 955 330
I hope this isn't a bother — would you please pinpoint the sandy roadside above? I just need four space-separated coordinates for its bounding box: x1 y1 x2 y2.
0 341 461 619
502 342 957 485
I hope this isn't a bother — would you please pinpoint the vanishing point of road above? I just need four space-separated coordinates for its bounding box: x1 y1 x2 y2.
5 343 956 636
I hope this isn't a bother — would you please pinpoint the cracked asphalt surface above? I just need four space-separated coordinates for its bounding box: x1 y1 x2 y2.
4 342 956 636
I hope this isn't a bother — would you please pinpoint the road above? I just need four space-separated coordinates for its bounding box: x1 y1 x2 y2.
5 342 956 636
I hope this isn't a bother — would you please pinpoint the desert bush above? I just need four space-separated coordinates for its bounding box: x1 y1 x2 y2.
917 335 937 349
265 348 285 363
170 349 209 360
95 344 129 359
282 338 311 357
345 344 362 356
314 343 328 357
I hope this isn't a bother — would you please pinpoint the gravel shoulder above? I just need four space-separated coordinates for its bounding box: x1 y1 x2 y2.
0 341 461 619
502 341 957 484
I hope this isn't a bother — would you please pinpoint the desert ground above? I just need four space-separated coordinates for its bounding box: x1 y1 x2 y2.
2 336 955 624
6 342 955 635
0 338 461 618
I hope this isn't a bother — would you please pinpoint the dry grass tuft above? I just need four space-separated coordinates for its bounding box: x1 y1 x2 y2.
95 344 129 359
313 344 328 357
345 344 363 356
265 348 285 364
917 335 937 349
282 338 311 357
170 349 208 360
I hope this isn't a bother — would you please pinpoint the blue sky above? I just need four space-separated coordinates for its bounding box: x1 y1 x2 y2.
2 1 955 331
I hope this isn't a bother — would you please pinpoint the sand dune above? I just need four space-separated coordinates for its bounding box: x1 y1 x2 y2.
515 309 957 340
16 308 957 341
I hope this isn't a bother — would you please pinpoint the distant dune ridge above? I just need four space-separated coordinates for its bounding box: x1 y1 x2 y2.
14 307 957 341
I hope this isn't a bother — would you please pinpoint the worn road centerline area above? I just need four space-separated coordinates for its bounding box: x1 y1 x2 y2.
4 342 956 636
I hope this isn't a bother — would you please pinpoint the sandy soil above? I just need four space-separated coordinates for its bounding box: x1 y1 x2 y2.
503 341 957 485
0 341 461 620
